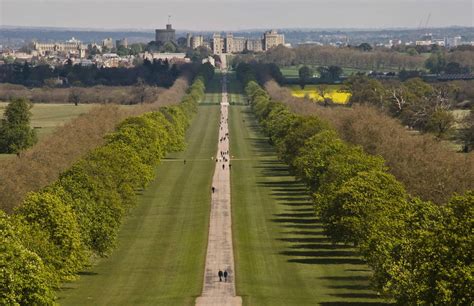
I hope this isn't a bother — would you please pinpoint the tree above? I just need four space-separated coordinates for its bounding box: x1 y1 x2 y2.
357 43 373 52
318 65 343 82
426 109 455 138
129 43 144 56
425 52 446 74
444 62 469 74
298 65 312 89
116 45 130 57
68 89 81 106
0 98 37 153
132 78 148 104
459 109 474 152
345 76 387 108
163 42 177 53
385 193 473 304
15 188 88 280
1 211 56 305
187 46 212 63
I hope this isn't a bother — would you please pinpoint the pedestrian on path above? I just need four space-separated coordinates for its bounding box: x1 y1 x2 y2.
222 164 225 170
224 270 228 282
212 186 215 193
218 270 223 282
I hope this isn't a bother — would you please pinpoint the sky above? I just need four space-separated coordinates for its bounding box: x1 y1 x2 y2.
1 0 473 31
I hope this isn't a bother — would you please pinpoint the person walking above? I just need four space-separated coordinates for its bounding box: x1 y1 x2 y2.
218 270 223 282
224 270 228 282
212 186 215 193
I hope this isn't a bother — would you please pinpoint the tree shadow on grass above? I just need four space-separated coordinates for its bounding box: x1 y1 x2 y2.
320 302 392 306
280 250 357 257
272 217 320 224
330 293 382 299
327 284 372 290
288 258 366 265
289 243 354 250
77 271 98 276
319 276 371 281
245 110 387 304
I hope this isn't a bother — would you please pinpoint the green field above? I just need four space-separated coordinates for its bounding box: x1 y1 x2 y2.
280 65 373 79
0 102 97 160
0 102 97 141
57 103 220 305
229 104 390 305
228 72 246 105
200 73 222 105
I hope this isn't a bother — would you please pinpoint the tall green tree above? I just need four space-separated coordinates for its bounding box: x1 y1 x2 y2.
0 98 37 153
460 109 474 152
298 65 313 89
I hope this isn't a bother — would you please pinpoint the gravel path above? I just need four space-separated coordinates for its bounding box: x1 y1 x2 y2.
195 69 242 306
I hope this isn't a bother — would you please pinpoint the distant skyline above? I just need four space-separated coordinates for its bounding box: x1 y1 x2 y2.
1 0 473 31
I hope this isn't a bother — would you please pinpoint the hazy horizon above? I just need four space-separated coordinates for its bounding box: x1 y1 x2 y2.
1 0 473 31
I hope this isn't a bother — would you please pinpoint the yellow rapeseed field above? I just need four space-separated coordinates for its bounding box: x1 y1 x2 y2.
289 85 351 104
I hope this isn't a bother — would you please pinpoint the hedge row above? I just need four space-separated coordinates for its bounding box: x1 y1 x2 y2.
243 76 473 305
1 73 210 305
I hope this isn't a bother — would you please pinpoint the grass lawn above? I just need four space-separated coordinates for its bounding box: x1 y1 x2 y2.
57 104 220 306
227 72 246 105
201 72 222 105
0 102 97 141
280 65 400 79
229 103 391 305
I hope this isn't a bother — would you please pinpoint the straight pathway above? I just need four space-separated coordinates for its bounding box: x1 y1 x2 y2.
58 105 220 306
195 70 242 306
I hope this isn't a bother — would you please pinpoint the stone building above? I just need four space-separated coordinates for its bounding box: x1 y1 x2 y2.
246 39 263 52
186 33 192 48
155 24 176 44
232 37 246 53
102 38 114 50
263 30 285 50
191 35 205 49
212 33 224 54
116 38 128 48
34 40 86 57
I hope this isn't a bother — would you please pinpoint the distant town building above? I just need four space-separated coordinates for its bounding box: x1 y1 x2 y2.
142 52 190 64
187 29 284 54
88 43 103 53
33 38 86 57
415 33 446 47
246 39 263 52
116 38 128 48
225 33 234 53
212 33 224 54
155 24 176 45
263 30 285 50
102 38 114 50
186 33 192 48
191 35 204 49
446 36 462 47
232 37 246 53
